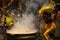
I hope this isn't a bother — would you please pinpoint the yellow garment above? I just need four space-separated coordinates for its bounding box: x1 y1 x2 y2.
38 4 55 16
6 16 13 26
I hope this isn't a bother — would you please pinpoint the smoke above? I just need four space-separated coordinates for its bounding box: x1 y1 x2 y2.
6 0 50 34
35 0 50 4
7 13 38 34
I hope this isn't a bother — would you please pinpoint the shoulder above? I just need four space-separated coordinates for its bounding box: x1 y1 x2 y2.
51 22 56 29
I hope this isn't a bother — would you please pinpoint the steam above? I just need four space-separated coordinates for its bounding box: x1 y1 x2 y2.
6 0 50 34
7 13 38 34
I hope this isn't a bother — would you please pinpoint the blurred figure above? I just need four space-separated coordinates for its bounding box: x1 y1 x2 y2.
6 12 14 29
0 13 5 33
43 11 56 40
54 5 60 40
0 13 6 40
0 13 5 29
38 4 56 40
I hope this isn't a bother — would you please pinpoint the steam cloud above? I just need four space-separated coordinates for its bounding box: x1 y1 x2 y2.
6 0 50 34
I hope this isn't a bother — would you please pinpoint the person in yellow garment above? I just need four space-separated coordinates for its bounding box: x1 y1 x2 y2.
38 4 56 40
6 12 14 29
43 11 56 40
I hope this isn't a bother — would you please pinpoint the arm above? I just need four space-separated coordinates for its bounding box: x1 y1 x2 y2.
44 22 56 40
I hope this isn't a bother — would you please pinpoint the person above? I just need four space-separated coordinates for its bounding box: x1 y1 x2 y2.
43 11 56 40
54 5 60 40
5 12 14 29
0 13 5 27
38 4 56 40
50 0 60 40
0 13 5 34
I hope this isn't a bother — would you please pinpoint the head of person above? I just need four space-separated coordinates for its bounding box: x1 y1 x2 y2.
43 11 53 24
